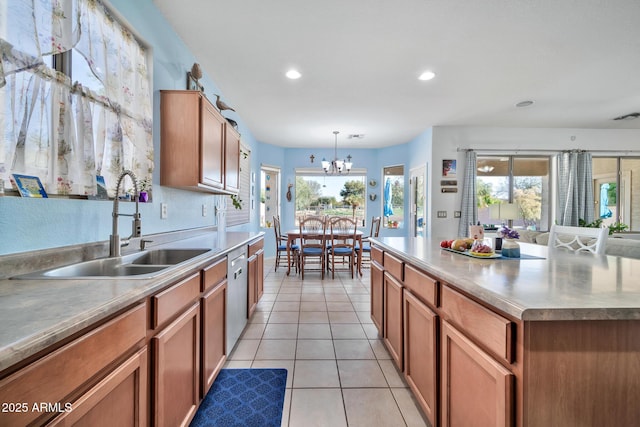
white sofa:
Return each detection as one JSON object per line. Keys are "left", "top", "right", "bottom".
{"left": 518, "top": 230, "right": 640, "bottom": 259}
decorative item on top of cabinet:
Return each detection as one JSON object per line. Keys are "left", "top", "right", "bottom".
{"left": 214, "top": 94, "right": 235, "bottom": 112}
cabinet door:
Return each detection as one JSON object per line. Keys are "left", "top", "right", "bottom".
{"left": 383, "top": 272, "right": 403, "bottom": 370}
{"left": 441, "top": 320, "right": 513, "bottom": 427}
{"left": 256, "top": 249, "right": 264, "bottom": 301}
{"left": 153, "top": 302, "right": 200, "bottom": 427}
{"left": 49, "top": 348, "right": 148, "bottom": 427}
{"left": 370, "top": 260, "right": 384, "bottom": 334}
{"left": 404, "top": 291, "right": 438, "bottom": 427}
{"left": 247, "top": 254, "right": 258, "bottom": 318}
{"left": 202, "top": 281, "right": 227, "bottom": 397}
{"left": 224, "top": 125, "right": 240, "bottom": 192}
{"left": 201, "top": 98, "right": 225, "bottom": 189}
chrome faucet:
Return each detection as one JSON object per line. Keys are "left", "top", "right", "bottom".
{"left": 110, "top": 170, "right": 141, "bottom": 257}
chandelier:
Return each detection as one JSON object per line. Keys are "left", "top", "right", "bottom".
{"left": 322, "top": 131, "right": 353, "bottom": 174}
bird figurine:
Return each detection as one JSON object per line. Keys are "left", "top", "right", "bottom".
{"left": 214, "top": 94, "right": 235, "bottom": 112}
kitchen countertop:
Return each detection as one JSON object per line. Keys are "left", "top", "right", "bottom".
{"left": 0, "top": 231, "right": 264, "bottom": 372}
{"left": 371, "top": 237, "right": 640, "bottom": 322}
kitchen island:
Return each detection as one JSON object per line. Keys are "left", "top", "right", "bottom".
{"left": 370, "top": 237, "right": 640, "bottom": 427}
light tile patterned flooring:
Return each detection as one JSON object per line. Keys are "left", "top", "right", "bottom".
{"left": 224, "top": 257, "right": 430, "bottom": 427}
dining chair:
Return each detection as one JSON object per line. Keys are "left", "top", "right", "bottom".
{"left": 274, "top": 216, "right": 298, "bottom": 272}
{"left": 547, "top": 224, "right": 608, "bottom": 255}
{"left": 327, "top": 217, "right": 358, "bottom": 279}
{"left": 299, "top": 216, "right": 327, "bottom": 279}
{"left": 355, "top": 216, "right": 381, "bottom": 268}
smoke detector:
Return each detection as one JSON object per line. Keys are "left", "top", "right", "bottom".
{"left": 348, "top": 134, "right": 365, "bottom": 140}
{"left": 613, "top": 112, "right": 640, "bottom": 121}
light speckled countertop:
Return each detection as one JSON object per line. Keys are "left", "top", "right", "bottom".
{"left": 371, "top": 237, "right": 640, "bottom": 322}
{"left": 0, "top": 231, "right": 263, "bottom": 372}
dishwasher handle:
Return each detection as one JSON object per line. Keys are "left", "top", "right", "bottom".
{"left": 231, "top": 254, "right": 245, "bottom": 268}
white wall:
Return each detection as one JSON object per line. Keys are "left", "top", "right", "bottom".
{"left": 430, "top": 126, "right": 640, "bottom": 239}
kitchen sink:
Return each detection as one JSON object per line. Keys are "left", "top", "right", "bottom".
{"left": 130, "top": 249, "right": 211, "bottom": 265}
{"left": 13, "top": 248, "right": 213, "bottom": 280}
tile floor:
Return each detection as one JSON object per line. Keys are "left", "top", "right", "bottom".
{"left": 224, "top": 257, "right": 430, "bottom": 427}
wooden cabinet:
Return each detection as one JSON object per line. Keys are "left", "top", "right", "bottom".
{"left": 441, "top": 320, "right": 513, "bottom": 427}
{"left": 383, "top": 271, "right": 403, "bottom": 370}
{"left": 0, "top": 304, "right": 146, "bottom": 427}
{"left": 152, "top": 302, "right": 200, "bottom": 427}
{"left": 151, "top": 273, "right": 201, "bottom": 427}
{"left": 247, "top": 238, "right": 264, "bottom": 318}
{"left": 160, "top": 90, "right": 239, "bottom": 194}
{"left": 370, "top": 259, "right": 384, "bottom": 334}
{"left": 224, "top": 126, "right": 240, "bottom": 193}
{"left": 48, "top": 348, "right": 148, "bottom": 427}
{"left": 201, "top": 258, "right": 228, "bottom": 398}
{"left": 404, "top": 290, "right": 438, "bottom": 427}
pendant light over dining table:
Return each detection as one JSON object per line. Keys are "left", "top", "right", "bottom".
{"left": 322, "top": 131, "right": 353, "bottom": 175}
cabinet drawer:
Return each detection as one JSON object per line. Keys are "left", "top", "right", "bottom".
{"left": 152, "top": 273, "right": 200, "bottom": 329}
{"left": 441, "top": 286, "right": 514, "bottom": 364}
{"left": 383, "top": 252, "right": 404, "bottom": 282}
{"left": 404, "top": 264, "right": 438, "bottom": 308}
{"left": 202, "top": 257, "right": 227, "bottom": 293}
{"left": 371, "top": 245, "right": 383, "bottom": 265}
{"left": 248, "top": 238, "right": 264, "bottom": 257}
{"left": 0, "top": 304, "right": 146, "bottom": 427}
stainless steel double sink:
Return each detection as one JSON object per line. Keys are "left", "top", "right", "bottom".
{"left": 14, "top": 249, "right": 213, "bottom": 280}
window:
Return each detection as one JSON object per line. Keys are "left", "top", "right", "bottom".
{"left": 261, "top": 165, "right": 281, "bottom": 228}
{"left": 227, "top": 145, "right": 251, "bottom": 226}
{"left": 383, "top": 165, "right": 404, "bottom": 228}
{"left": 593, "top": 157, "right": 640, "bottom": 232}
{"left": 1, "top": 0, "right": 152, "bottom": 197}
{"left": 476, "top": 156, "right": 550, "bottom": 231}
{"left": 294, "top": 170, "right": 367, "bottom": 226}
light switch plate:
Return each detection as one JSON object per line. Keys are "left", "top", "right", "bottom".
{"left": 160, "top": 203, "right": 168, "bottom": 219}
{"left": 437, "top": 211, "right": 447, "bottom": 218}
{"left": 454, "top": 211, "right": 462, "bottom": 218}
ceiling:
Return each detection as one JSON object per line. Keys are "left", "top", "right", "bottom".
{"left": 153, "top": 0, "right": 640, "bottom": 148}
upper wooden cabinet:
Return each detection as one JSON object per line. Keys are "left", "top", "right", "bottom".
{"left": 160, "top": 90, "right": 240, "bottom": 194}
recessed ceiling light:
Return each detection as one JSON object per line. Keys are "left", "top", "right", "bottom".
{"left": 418, "top": 71, "right": 436, "bottom": 81}
{"left": 285, "top": 69, "right": 302, "bottom": 80}
{"left": 516, "top": 100, "right": 534, "bottom": 107}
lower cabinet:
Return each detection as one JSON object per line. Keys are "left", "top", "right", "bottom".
{"left": 383, "top": 271, "right": 404, "bottom": 370}
{"left": 403, "top": 290, "right": 438, "bottom": 427}
{"left": 152, "top": 302, "right": 200, "bottom": 427}
{"left": 257, "top": 249, "right": 264, "bottom": 301}
{"left": 201, "top": 281, "right": 227, "bottom": 397}
{"left": 49, "top": 348, "right": 148, "bottom": 427}
{"left": 441, "top": 320, "right": 513, "bottom": 427}
{"left": 370, "top": 260, "right": 384, "bottom": 333}
{"left": 247, "top": 238, "right": 265, "bottom": 318}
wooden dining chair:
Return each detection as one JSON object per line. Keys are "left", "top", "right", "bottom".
{"left": 299, "top": 216, "right": 327, "bottom": 279}
{"left": 327, "top": 217, "right": 358, "bottom": 279}
{"left": 547, "top": 224, "right": 608, "bottom": 255}
{"left": 356, "top": 216, "right": 381, "bottom": 268}
{"left": 274, "top": 216, "right": 298, "bottom": 272}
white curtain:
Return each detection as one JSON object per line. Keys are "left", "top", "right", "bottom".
{"left": 457, "top": 150, "right": 477, "bottom": 237}
{"left": 1, "top": 0, "right": 152, "bottom": 197}
{"left": 556, "top": 151, "right": 594, "bottom": 226}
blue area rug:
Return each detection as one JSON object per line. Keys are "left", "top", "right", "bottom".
{"left": 190, "top": 368, "right": 288, "bottom": 427}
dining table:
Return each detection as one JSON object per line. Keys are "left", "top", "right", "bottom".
{"left": 284, "top": 229, "right": 364, "bottom": 277}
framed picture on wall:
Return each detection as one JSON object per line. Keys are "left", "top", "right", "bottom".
{"left": 442, "top": 159, "right": 457, "bottom": 178}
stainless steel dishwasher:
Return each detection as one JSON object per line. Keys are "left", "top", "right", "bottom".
{"left": 226, "top": 246, "right": 248, "bottom": 353}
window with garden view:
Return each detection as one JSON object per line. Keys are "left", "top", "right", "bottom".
{"left": 476, "top": 156, "right": 550, "bottom": 231}
{"left": 294, "top": 172, "right": 366, "bottom": 226}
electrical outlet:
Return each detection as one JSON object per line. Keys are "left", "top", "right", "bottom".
{"left": 454, "top": 211, "right": 462, "bottom": 218}
{"left": 437, "top": 210, "right": 447, "bottom": 218}
{"left": 202, "top": 204, "right": 208, "bottom": 217}
{"left": 160, "top": 203, "right": 168, "bottom": 219}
